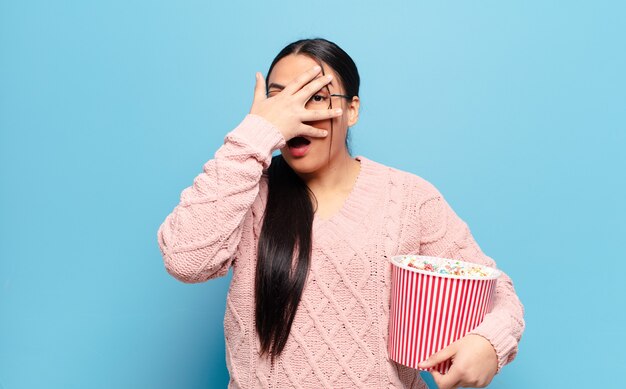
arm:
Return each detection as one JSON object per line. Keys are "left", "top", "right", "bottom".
{"left": 418, "top": 188, "right": 525, "bottom": 374}
{"left": 156, "top": 114, "right": 285, "bottom": 283}
{"left": 157, "top": 65, "right": 345, "bottom": 284}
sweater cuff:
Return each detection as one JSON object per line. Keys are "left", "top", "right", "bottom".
{"left": 224, "top": 114, "right": 287, "bottom": 167}
{"left": 468, "top": 317, "right": 519, "bottom": 374}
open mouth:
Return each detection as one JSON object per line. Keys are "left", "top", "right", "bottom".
{"left": 286, "top": 136, "right": 312, "bottom": 157}
{"left": 287, "top": 136, "right": 311, "bottom": 148}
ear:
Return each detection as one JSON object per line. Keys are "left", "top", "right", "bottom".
{"left": 347, "top": 96, "right": 360, "bottom": 127}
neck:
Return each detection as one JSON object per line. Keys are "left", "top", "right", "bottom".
{"left": 296, "top": 152, "right": 360, "bottom": 194}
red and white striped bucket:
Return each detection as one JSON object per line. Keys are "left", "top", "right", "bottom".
{"left": 388, "top": 255, "right": 500, "bottom": 374}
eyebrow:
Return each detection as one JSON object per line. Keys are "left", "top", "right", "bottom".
{"left": 267, "top": 82, "right": 286, "bottom": 90}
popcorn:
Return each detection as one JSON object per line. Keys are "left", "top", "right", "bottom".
{"left": 399, "top": 256, "right": 493, "bottom": 278}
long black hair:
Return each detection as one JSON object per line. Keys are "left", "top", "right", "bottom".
{"left": 255, "top": 38, "right": 360, "bottom": 360}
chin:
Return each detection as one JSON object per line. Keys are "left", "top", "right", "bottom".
{"left": 280, "top": 152, "right": 323, "bottom": 174}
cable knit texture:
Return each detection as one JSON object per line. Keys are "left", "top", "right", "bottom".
{"left": 157, "top": 114, "right": 525, "bottom": 388}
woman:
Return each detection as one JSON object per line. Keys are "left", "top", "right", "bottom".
{"left": 157, "top": 38, "right": 524, "bottom": 389}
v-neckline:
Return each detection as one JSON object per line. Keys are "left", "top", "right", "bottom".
{"left": 313, "top": 156, "right": 363, "bottom": 224}
{"left": 312, "top": 155, "right": 372, "bottom": 233}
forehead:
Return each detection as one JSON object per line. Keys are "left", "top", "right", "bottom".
{"left": 268, "top": 54, "right": 340, "bottom": 88}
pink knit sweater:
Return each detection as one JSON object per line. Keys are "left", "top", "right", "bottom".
{"left": 157, "top": 114, "right": 525, "bottom": 388}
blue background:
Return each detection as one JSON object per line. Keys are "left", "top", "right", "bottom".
{"left": 1, "top": 1, "right": 624, "bottom": 388}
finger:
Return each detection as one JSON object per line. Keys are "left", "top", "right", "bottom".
{"left": 298, "top": 124, "right": 330, "bottom": 139}
{"left": 431, "top": 370, "right": 462, "bottom": 389}
{"left": 301, "top": 107, "right": 343, "bottom": 122}
{"left": 283, "top": 65, "right": 322, "bottom": 94}
{"left": 253, "top": 72, "right": 267, "bottom": 102}
{"left": 296, "top": 73, "right": 334, "bottom": 101}
{"left": 419, "top": 344, "right": 458, "bottom": 369}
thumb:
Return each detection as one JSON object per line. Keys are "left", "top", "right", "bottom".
{"left": 418, "top": 343, "right": 457, "bottom": 369}
{"left": 431, "top": 369, "right": 461, "bottom": 389}
{"left": 253, "top": 71, "right": 267, "bottom": 102}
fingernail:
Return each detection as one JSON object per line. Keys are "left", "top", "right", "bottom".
{"left": 322, "top": 130, "right": 328, "bottom": 136}
{"left": 313, "top": 65, "right": 321, "bottom": 72}
{"left": 327, "top": 75, "right": 333, "bottom": 81}
{"left": 335, "top": 108, "right": 343, "bottom": 114}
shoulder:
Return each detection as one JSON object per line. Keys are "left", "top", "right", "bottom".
{"left": 248, "top": 171, "right": 269, "bottom": 234}
{"left": 359, "top": 155, "right": 443, "bottom": 203}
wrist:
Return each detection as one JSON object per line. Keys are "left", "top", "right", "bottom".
{"left": 224, "top": 114, "right": 287, "bottom": 167}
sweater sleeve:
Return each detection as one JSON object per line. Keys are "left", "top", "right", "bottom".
{"left": 156, "top": 114, "right": 286, "bottom": 283}
{"left": 418, "top": 187, "right": 525, "bottom": 374}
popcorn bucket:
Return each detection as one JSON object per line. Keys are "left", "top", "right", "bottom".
{"left": 387, "top": 255, "right": 501, "bottom": 374}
